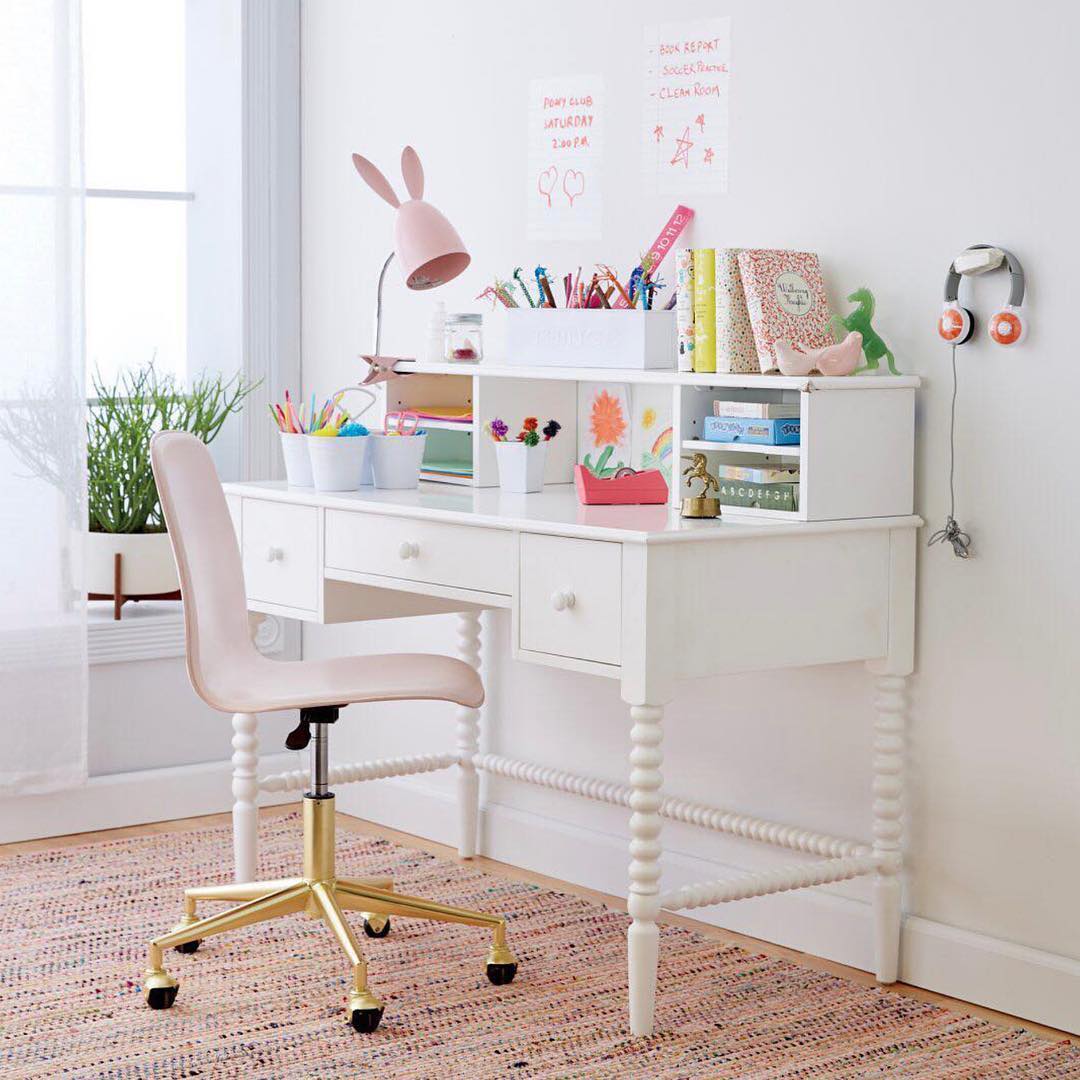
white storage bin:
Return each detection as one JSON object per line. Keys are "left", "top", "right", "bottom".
{"left": 279, "top": 431, "right": 314, "bottom": 487}
{"left": 504, "top": 308, "right": 675, "bottom": 369}
{"left": 306, "top": 435, "right": 369, "bottom": 492}
{"left": 369, "top": 433, "right": 428, "bottom": 489}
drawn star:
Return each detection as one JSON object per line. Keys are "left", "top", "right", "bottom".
{"left": 653, "top": 124, "right": 664, "bottom": 142}
{"left": 703, "top": 147, "right": 715, "bottom": 165}
{"left": 670, "top": 126, "right": 693, "bottom": 169}
{"left": 695, "top": 113, "right": 705, "bottom": 132}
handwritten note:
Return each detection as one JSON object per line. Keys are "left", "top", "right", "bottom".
{"left": 528, "top": 75, "right": 603, "bottom": 241}
{"left": 642, "top": 17, "right": 731, "bottom": 194}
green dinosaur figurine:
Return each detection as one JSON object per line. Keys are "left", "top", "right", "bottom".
{"left": 828, "top": 287, "right": 900, "bottom": 374}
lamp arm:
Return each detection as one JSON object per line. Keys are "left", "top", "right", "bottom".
{"left": 373, "top": 250, "right": 395, "bottom": 355}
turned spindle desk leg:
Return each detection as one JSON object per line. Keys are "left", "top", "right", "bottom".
{"left": 455, "top": 611, "right": 482, "bottom": 858}
{"left": 627, "top": 702, "right": 665, "bottom": 1037}
{"left": 231, "top": 712, "right": 260, "bottom": 883}
{"left": 871, "top": 671, "right": 907, "bottom": 983}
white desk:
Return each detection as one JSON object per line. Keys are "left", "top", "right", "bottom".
{"left": 223, "top": 478, "right": 918, "bottom": 1037}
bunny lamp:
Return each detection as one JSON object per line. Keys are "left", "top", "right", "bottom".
{"left": 352, "top": 146, "right": 469, "bottom": 382}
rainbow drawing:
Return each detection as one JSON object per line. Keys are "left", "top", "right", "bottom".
{"left": 651, "top": 426, "right": 673, "bottom": 466}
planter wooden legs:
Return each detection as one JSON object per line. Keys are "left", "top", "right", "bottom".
{"left": 87, "top": 551, "right": 181, "bottom": 620}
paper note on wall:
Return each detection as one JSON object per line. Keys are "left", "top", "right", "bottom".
{"left": 528, "top": 75, "right": 603, "bottom": 241}
{"left": 642, "top": 17, "right": 731, "bottom": 194}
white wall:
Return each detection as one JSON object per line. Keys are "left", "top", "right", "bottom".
{"left": 299, "top": 0, "right": 1080, "bottom": 1024}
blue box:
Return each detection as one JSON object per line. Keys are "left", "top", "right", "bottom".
{"left": 702, "top": 415, "right": 801, "bottom": 446}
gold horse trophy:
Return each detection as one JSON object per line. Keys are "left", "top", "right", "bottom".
{"left": 680, "top": 452, "right": 721, "bottom": 519}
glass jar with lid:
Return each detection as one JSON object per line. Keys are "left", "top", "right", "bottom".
{"left": 444, "top": 313, "right": 483, "bottom": 362}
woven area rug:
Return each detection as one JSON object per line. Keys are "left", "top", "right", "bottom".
{"left": 1, "top": 813, "right": 1077, "bottom": 1079}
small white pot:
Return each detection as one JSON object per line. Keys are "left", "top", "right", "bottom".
{"left": 86, "top": 530, "right": 179, "bottom": 596}
{"left": 369, "top": 433, "right": 428, "bottom": 489}
{"left": 306, "top": 434, "right": 370, "bottom": 492}
{"left": 494, "top": 441, "right": 547, "bottom": 493}
{"left": 279, "top": 431, "right": 314, "bottom": 487}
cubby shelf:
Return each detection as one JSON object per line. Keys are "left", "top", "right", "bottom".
{"left": 383, "top": 357, "right": 916, "bottom": 522}
{"left": 682, "top": 438, "right": 802, "bottom": 459}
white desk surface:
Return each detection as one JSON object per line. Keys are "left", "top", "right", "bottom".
{"left": 224, "top": 481, "right": 922, "bottom": 546}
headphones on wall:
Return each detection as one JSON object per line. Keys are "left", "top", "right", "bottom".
{"left": 938, "top": 244, "right": 1027, "bottom": 347}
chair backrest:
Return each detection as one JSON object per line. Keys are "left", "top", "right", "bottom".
{"left": 150, "top": 431, "right": 254, "bottom": 710}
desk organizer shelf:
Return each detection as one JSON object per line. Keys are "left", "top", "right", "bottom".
{"left": 391, "top": 361, "right": 917, "bottom": 522}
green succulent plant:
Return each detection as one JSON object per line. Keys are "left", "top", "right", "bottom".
{"left": 85, "top": 365, "right": 259, "bottom": 533}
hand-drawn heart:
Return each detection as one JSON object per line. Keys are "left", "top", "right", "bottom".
{"left": 537, "top": 166, "right": 558, "bottom": 208}
{"left": 563, "top": 168, "right": 585, "bottom": 207}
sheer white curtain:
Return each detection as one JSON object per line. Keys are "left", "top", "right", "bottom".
{"left": 0, "top": 0, "right": 88, "bottom": 794}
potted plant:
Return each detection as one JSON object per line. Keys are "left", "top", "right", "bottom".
{"left": 485, "top": 416, "right": 561, "bottom": 493}
{"left": 83, "top": 365, "right": 257, "bottom": 617}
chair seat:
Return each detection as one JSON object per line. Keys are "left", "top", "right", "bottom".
{"left": 199, "top": 651, "right": 484, "bottom": 715}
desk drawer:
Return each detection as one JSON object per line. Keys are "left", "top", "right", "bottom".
{"left": 325, "top": 511, "right": 513, "bottom": 595}
{"left": 519, "top": 534, "right": 622, "bottom": 666}
{"left": 242, "top": 499, "right": 320, "bottom": 611}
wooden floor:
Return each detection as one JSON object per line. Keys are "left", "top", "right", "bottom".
{"left": 2, "top": 804, "right": 1075, "bottom": 1047}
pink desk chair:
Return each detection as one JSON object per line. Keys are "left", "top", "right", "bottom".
{"left": 142, "top": 432, "right": 517, "bottom": 1033}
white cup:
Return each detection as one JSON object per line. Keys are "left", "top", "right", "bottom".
{"left": 494, "top": 440, "right": 547, "bottom": 493}
{"left": 306, "top": 434, "right": 370, "bottom": 492}
{"left": 279, "top": 431, "right": 314, "bottom": 487}
{"left": 369, "top": 433, "right": 427, "bottom": 489}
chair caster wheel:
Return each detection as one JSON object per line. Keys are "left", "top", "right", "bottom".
{"left": 486, "top": 962, "right": 517, "bottom": 986}
{"left": 146, "top": 984, "right": 179, "bottom": 1009}
{"left": 363, "top": 916, "right": 390, "bottom": 938}
{"left": 175, "top": 939, "right": 202, "bottom": 954}
{"left": 144, "top": 968, "right": 178, "bottom": 1008}
{"left": 350, "top": 1006, "right": 384, "bottom": 1033}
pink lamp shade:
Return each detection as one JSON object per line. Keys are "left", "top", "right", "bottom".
{"left": 352, "top": 146, "right": 470, "bottom": 289}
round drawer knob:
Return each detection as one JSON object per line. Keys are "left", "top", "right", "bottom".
{"left": 551, "top": 589, "right": 576, "bottom": 612}
{"left": 398, "top": 540, "right": 420, "bottom": 560}
{"left": 266, "top": 546, "right": 284, "bottom": 562}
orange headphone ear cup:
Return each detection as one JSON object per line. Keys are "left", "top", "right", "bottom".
{"left": 939, "top": 304, "right": 974, "bottom": 345}
{"left": 988, "top": 306, "right": 1027, "bottom": 346}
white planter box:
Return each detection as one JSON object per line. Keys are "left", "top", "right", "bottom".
{"left": 86, "top": 530, "right": 179, "bottom": 596}
{"left": 494, "top": 441, "right": 547, "bottom": 493}
{"left": 504, "top": 309, "right": 676, "bottom": 370}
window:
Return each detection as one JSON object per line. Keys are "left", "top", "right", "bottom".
{"left": 82, "top": 0, "right": 243, "bottom": 397}
{"left": 82, "top": 0, "right": 190, "bottom": 385}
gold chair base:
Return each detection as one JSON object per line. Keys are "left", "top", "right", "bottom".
{"left": 143, "top": 795, "right": 517, "bottom": 1031}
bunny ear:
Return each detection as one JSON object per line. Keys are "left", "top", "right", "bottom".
{"left": 351, "top": 153, "right": 400, "bottom": 208}
{"left": 400, "top": 146, "right": 424, "bottom": 200}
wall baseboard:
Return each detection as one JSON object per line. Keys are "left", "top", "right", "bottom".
{"left": 0, "top": 753, "right": 300, "bottom": 844}
{"left": 336, "top": 776, "right": 1080, "bottom": 1035}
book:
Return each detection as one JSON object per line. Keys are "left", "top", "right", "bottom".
{"left": 718, "top": 479, "right": 799, "bottom": 512}
{"left": 691, "top": 248, "right": 716, "bottom": 373}
{"left": 675, "top": 248, "right": 695, "bottom": 372}
{"left": 714, "top": 249, "right": 759, "bottom": 373}
{"left": 735, "top": 249, "right": 833, "bottom": 373}
{"left": 716, "top": 463, "right": 800, "bottom": 485}
{"left": 712, "top": 400, "right": 800, "bottom": 419}
{"left": 702, "top": 415, "right": 801, "bottom": 445}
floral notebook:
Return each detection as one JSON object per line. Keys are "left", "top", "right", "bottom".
{"left": 736, "top": 249, "right": 833, "bottom": 372}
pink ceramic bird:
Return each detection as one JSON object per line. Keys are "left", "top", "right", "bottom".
{"left": 774, "top": 331, "right": 863, "bottom": 376}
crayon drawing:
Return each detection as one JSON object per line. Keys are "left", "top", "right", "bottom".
{"left": 577, "top": 383, "right": 672, "bottom": 484}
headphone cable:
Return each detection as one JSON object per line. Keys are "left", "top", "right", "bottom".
{"left": 927, "top": 343, "right": 972, "bottom": 558}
